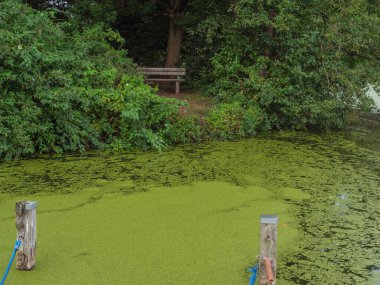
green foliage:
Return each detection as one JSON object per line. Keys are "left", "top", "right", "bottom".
{"left": 186, "top": 0, "right": 380, "bottom": 131}
{"left": 242, "top": 104, "right": 270, "bottom": 136}
{"left": 69, "top": 0, "right": 117, "bottom": 28}
{"left": 165, "top": 115, "right": 202, "bottom": 144}
{"left": 3, "top": 0, "right": 380, "bottom": 159}
{"left": 110, "top": 76, "right": 180, "bottom": 151}
{"left": 205, "top": 103, "right": 245, "bottom": 140}
{"left": 204, "top": 102, "right": 269, "bottom": 140}
{"left": 0, "top": 0, "right": 180, "bottom": 159}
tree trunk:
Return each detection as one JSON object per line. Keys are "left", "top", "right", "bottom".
{"left": 119, "top": 0, "right": 126, "bottom": 13}
{"left": 165, "top": 14, "right": 184, "bottom": 68}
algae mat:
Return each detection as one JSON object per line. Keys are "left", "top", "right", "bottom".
{"left": 0, "top": 130, "right": 379, "bottom": 284}
{"left": 0, "top": 182, "right": 296, "bottom": 284}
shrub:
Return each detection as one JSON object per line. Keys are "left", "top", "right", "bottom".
{"left": 204, "top": 102, "right": 269, "bottom": 140}
{"left": 186, "top": 0, "right": 380, "bottom": 131}
{"left": 242, "top": 104, "right": 270, "bottom": 136}
{"left": 204, "top": 103, "right": 245, "bottom": 140}
{"left": 165, "top": 115, "right": 203, "bottom": 144}
{"left": 0, "top": 0, "right": 180, "bottom": 159}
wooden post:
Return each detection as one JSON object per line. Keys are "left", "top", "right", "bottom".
{"left": 259, "top": 215, "right": 278, "bottom": 285}
{"left": 175, "top": 75, "right": 180, "bottom": 94}
{"left": 16, "top": 201, "right": 37, "bottom": 270}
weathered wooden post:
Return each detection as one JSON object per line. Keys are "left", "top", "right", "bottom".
{"left": 15, "top": 201, "right": 37, "bottom": 270}
{"left": 175, "top": 75, "right": 180, "bottom": 94}
{"left": 259, "top": 215, "right": 278, "bottom": 285}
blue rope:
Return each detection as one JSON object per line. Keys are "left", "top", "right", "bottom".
{"left": 248, "top": 263, "right": 259, "bottom": 285}
{"left": 0, "top": 239, "right": 22, "bottom": 285}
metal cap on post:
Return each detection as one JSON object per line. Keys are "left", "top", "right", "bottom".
{"left": 24, "top": 201, "right": 38, "bottom": 210}
{"left": 260, "top": 215, "right": 278, "bottom": 225}
{"left": 16, "top": 201, "right": 38, "bottom": 271}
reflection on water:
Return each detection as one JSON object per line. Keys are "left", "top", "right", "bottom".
{"left": 0, "top": 116, "right": 379, "bottom": 284}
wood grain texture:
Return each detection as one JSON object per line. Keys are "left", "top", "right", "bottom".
{"left": 175, "top": 80, "right": 180, "bottom": 94}
{"left": 137, "top": 67, "right": 186, "bottom": 72}
{"left": 137, "top": 67, "right": 185, "bottom": 94}
{"left": 137, "top": 68, "right": 186, "bottom": 76}
{"left": 16, "top": 201, "right": 37, "bottom": 270}
{"left": 145, "top": 78, "right": 185, "bottom": 82}
{"left": 259, "top": 215, "right": 278, "bottom": 285}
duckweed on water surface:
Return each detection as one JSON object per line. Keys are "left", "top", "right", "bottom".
{"left": 0, "top": 125, "right": 379, "bottom": 284}
{"left": 0, "top": 182, "right": 296, "bottom": 284}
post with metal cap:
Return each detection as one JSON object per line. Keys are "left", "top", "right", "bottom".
{"left": 15, "top": 201, "right": 37, "bottom": 270}
{"left": 259, "top": 215, "right": 278, "bottom": 285}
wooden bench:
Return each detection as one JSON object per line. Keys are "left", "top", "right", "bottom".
{"left": 137, "top": 67, "right": 186, "bottom": 94}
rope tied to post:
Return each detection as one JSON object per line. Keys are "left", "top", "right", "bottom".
{"left": 247, "top": 256, "right": 260, "bottom": 285}
{"left": 0, "top": 239, "right": 22, "bottom": 285}
{"left": 247, "top": 263, "right": 259, "bottom": 285}
{"left": 265, "top": 257, "right": 274, "bottom": 285}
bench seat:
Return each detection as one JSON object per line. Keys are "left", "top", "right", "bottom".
{"left": 137, "top": 67, "right": 186, "bottom": 94}
{"left": 145, "top": 78, "right": 185, "bottom": 82}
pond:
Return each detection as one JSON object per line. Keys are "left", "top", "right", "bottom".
{"left": 0, "top": 116, "right": 379, "bottom": 284}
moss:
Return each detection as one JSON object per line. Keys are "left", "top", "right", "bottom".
{"left": 0, "top": 129, "right": 379, "bottom": 284}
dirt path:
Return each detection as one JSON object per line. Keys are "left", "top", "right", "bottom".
{"left": 159, "top": 91, "right": 214, "bottom": 117}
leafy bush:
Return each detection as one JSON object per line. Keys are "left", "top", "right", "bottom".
{"left": 186, "top": 0, "right": 380, "bottom": 131}
{"left": 3, "top": 0, "right": 379, "bottom": 159}
{"left": 204, "top": 103, "right": 245, "bottom": 140}
{"left": 165, "top": 115, "right": 202, "bottom": 144}
{"left": 204, "top": 102, "right": 269, "bottom": 140}
{"left": 242, "top": 104, "right": 270, "bottom": 136}
{"left": 0, "top": 0, "right": 180, "bottom": 159}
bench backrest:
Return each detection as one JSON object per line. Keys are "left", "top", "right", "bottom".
{"left": 137, "top": 67, "right": 186, "bottom": 76}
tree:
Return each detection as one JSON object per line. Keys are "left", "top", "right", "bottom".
{"left": 164, "top": 0, "right": 187, "bottom": 67}
{"left": 117, "top": 0, "right": 192, "bottom": 67}
{"left": 19, "top": 0, "right": 380, "bottom": 134}
{"left": 45, "top": 0, "right": 192, "bottom": 67}
{"left": 187, "top": 0, "right": 380, "bottom": 130}
{"left": 1, "top": 0, "right": 182, "bottom": 159}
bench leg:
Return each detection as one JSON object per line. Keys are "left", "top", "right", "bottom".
{"left": 175, "top": 81, "right": 180, "bottom": 94}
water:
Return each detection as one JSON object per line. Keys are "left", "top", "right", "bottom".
{"left": 0, "top": 117, "right": 378, "bottom": 284}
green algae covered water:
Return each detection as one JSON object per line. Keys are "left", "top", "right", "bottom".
{"left": 0, "top": 118, "right": 379, "bottom": 284}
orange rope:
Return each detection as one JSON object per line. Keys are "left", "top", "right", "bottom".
{"left": 265, "top": 257, "right": 274, "bottom": 285}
